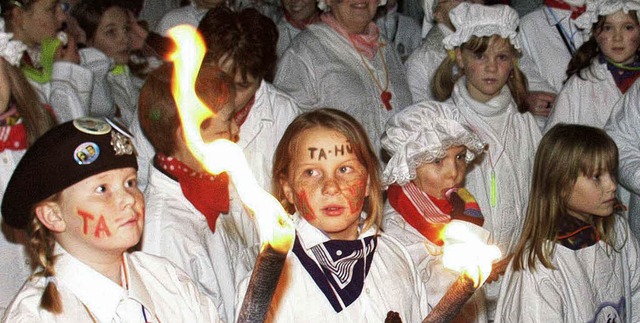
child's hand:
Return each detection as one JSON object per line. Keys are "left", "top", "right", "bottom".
{"left": 0, "top": 59, "right": 10, "bottom": 114}
{"left": 55, "top": 36, "right": 80, "bottom": 64}
{"left": 526, "top": 91, "right": 556, "bottom": 117}
{"left": 485, "top": 253, "right": 513, "bottom": 284}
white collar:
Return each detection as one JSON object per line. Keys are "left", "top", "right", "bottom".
{"left": 453, "top": 77, "right": 514, "bottom": 117}
{"left": 293, "top": 212, "right": 376, "bottom": 250}
{"left": 54, "top": 245, "right": 157, "bottom": 321}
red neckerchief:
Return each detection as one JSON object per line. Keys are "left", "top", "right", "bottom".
{"left": 387, "top": 184, "right": 448, "bottom": 245}
{"left": 0, "top": 107, "right": 27, "bottom": 152}
{"left": 284, "top": 9, "right": 321, "bottom": 31}
{"left": 321, "top": 12, "right": 380, "bottom": 60}
{"left": 233, "top": 95, "right": 255, "bottom": 127}
{"left": 155, "top": 153, "right": 230, "bottom": 233}
{"left": 544, "top": 0, "right": 586, "bottom": 19}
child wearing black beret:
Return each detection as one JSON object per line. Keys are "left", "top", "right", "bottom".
{"left": 1, "top": 117, "right": 222, "bottom": 322}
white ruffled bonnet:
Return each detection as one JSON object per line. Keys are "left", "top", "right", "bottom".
{"left": 381, "top": 105, "right": 485, "bottom": 187}
{"left": 318, "top": 0, "right": 387, "bottom": 12}
{"left": 442, "top": 3, "right": 521, "bottom": 51}
{"left": 0, "top": 18, "right": 26, "bottom": 66}
{"left": 574, "top": 0, "right": 640, "bottom": 31}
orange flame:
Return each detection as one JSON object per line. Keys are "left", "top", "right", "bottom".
{"left": 441, "top": 220, "right": 501, "bottom": 288}
{"left": 167, "top": 25, "right": 294, "bottom": 253}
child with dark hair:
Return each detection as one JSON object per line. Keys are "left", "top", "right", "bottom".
{"left": 545, "top": 0, "right": 640, "bottom": 131}
{"left": 138, "top": 62, "right": 259, "bottom": 323}
{"left": 72, "top": 0, "right": 140, "bottom": 126}
{"left": 198, "top": 7, "right": 300, "bottom": 192}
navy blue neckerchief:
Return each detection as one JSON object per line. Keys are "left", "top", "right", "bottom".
{"left": 292, "top": 233, "right": 378, "bottom": 312}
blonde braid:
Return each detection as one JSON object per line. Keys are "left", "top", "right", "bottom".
{"left": 28, "top": 202, "right": 62, "bottom": 314}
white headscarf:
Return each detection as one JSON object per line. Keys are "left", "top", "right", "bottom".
{"left": 442, "top": 3, "right": 521, "bottom": 51}
{"left": 574, "top": 0, "right": 640, "bottom": 31}
{"left": 381, "top": 105, "right": 485, "bottom": 187}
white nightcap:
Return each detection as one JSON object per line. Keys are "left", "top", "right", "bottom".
{"left": 574, "top": 0, "right": 640, "bottom": 31}
{"left": 318, "top": 0, "right": 387, "bottom": 12}
{"left": 0, "top": 18, "right": 27, "bottom": 66}
{"left": 442, "top": 3, "right": 521, "bottom": 51}
{"left": 381, "top": 105, "right": 485, "bottom": 187}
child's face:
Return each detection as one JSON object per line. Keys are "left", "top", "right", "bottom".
{"left": 55, "top": 167, "right": 144, "bottom": 256}
{"left": 15, "top": 0, "right": 65, "bottom": 46}
{"left": 282, "top": 0, "right": 317, "bottom": 22}
{"left": 567, "top": 171, "right": 617, "bottom": 221}
{"left": 280, "top": 127, "right": 370, "bottom": 240}
{"left": 413, "top": 146, "right": 467, "bottom": 199}
{"left": 219, "top": 59, "right": 261, "bottom": 113}
{"left": 200, "top": 101, "right": 240, "bottom": 142}
{"left": 456, "top": 37, "right": 514, "bottom": 103}
{"left": 90, "top": 6, "right": 131, "bottom": 65}
{"left": 596, "top": 10, "right": 640, "bottom": 65}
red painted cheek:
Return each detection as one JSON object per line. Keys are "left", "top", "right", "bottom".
{"left": 77, "top": 210, "right": 95, "bottom": 235}
{"left": 76, "top": 209, "right": 112, "bottom": 238}
{"left": 344, "top": 177, "right": 368, "bottom": 214}
{"left": 94, "top": 215, "right": 112, "bottom": 238}
{"left": 295, "top": 190, "right": 317, "bottom": 221}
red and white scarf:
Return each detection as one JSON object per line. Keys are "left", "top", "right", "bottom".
{"left": 387, "top": 182, "right": 484, "bottom": 245}
{"left": 544, "top": 0, "right": 586, "bottom": 20}
{"left": 155, "top": 153, "right": 230, "bottom": 233}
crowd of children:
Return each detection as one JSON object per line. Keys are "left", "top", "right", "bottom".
{"left": 2, "top": 0, "right": 640, "bottom": 322}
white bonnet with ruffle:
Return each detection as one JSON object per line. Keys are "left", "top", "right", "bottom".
{"left": 0, "top": 18, "right": 27, "bottom": 66}
{"left": 381, "top": 105, "right": 485, "bottom": 187}
{"left": 442, "top": 3, "right": 521, "bottom": 51}
{"left": 318, "top": 0, "right": 387, "bottom": 12}
{"left": 574, "top": 0, "right": 640, "bottom": 31}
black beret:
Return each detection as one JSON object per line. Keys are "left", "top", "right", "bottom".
{"left": 2, "top": 117, "right": 138, "bottom": 229}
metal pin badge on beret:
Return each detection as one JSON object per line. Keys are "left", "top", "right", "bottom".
{"left": 1, "top": 117, "right": 138, "bottom": 230}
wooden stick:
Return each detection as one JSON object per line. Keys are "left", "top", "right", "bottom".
{"left": 236, "top": 244, "right": 287, "bottom": 323}
{"left": 422, "top": 273, "right": 476, "bottom": 323}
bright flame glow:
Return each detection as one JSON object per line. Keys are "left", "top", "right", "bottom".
{"left": 441, "top": 220, "right": 502, "bottom": 288}
{"left": 167, "top": 25, "right": 294, "bottom": 253}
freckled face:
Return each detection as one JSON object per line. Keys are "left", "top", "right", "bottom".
{"left": 56, "top": 167, "right": 144, "bottom": 256}
{"left": 596, "top": 10, "right": 640, "bottom": 65}
{"left": 414, "top": 146, "right": 467, "bottom": 199}
{"left": 280, "top": 127, "right": 370, "bottom": 240}
{"left": 456, "top": 37, "right": 515, "bottom": 103}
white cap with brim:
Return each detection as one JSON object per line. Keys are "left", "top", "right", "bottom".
{"left": 442, "top": 3, "right": 521, "bottom": 51}
{"left": 574, "top": 0, "right": 640, "bottom": 31}
{"left": 381, "top": 105, "right": 485, "bottom": 188}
